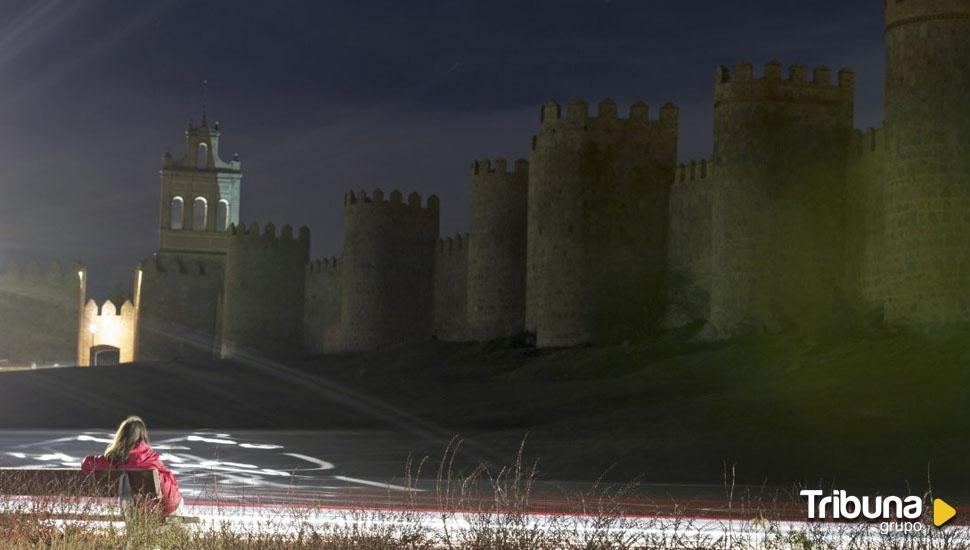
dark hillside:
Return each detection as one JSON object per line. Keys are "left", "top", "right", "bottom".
{"left": 0, "top": 333, "right": 966, "bottom": 494}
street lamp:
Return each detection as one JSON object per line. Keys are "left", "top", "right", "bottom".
{"left": 88, "top": 323, "right": 97, "bottom": 366}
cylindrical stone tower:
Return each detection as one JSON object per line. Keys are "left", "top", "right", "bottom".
{"left": 466, "top": 158, "right": 529, "bottom": 340}
{"left": 883, "top": 0, "right": 970, "bottom": 325}
{"left": 526, "top": 98, "right": 678, "bottom": 347}
{"left": 709, "top": 60, "right": 854, "bottom": 337}
{"left": 339, "top": 189, "right": 439, "bottom": 351}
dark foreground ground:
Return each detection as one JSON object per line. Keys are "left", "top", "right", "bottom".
{"left": 0, "top": 333, "right": 966, "bottom": 496}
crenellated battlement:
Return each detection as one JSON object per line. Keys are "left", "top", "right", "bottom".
{"left": 0, "top": 260, "right": 85, "bottom": 283}
{"left": 308, "top": 256, "right": 341, "bottom": 274}
{"left": 344, "top": 189, "right": 440, "bottom": 212}
{"left": 715, "top": 59, "right": 854, "bottom": 88}
{"left": 139, "top": 255, "right": 215, "bottom": 277}
{"left": 885, "top": 0, "right": 970, "bottom": 29}
{"left": 676, "top": 159, "right": 715, "bottom": 184}
{"left": 537, "top": 98, "right": 678, "bottom": 129}
{"left": 226, "top": 222, "right": 310, "bottom": 243}
{"left": 84, "top": 298, "right": 136, "bottom": 318}
{"left": 469, "top": 158, "right": 529, "bottom": 179}
{"left": 532, "top": 98, "right": 679, "bottom": 155}
{"left": 715, "top": 60, "right": 854, "bottom": 106}
{"left": 436, "top": 233, "right": 469, "bottom": 255}
{"left": 850, "top": 126, "right": 887, "bottom": 157}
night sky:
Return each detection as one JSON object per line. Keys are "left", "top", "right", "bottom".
{"left": 0, "top": 0, "right": 884, "bottom": 296}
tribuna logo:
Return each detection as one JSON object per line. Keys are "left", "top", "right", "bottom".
{"left": 800, "top": 490, "right": 958, "bottom": 534}
{"left": 800, "top": 490, "right": 922, "bottom": 521}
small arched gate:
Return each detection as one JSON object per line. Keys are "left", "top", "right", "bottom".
{"left": 89, "top": 345, "right": 121, "bottom": 367}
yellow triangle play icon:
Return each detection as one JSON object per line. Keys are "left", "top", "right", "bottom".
{"left": 934, "top": 498, "right": 956, "bottom": 527}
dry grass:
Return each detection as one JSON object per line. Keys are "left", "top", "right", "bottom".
{"left": 0, "top": 443, "right": 966, "bottom": 549}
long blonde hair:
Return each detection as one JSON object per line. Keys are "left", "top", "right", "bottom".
{"left": 104, "top": 416, "right": 150, "bottom": 465}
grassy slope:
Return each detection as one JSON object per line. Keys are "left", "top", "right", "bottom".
{"left": 0, "top": 333, "right": 966, "bottom": 494}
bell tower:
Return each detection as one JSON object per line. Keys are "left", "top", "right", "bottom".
{"left": 157, "top": 107, "right": 242, "bottom": 255}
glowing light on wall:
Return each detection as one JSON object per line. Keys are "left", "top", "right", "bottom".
{"left": 79, "top": 299, "right": 136, "bottom": 366}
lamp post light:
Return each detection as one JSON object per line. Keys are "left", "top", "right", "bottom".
{"left": 88, "top": 323, "right": 98, "bottom": 366}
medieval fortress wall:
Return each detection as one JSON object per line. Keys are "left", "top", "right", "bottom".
{"left": 527, "top": 100, "right": 679, "bottom": 346}
{"left": 433, "top": 233, "right": 469, "bottom": 343}
{"left": 846, "top": 127, "right": 887, "bottom": 315}
{"left": 304, "top": 257, "right": 341, "bottom": 354}
{"left": 4, "top": 0, "right": 968, "bottom": 365}
{"left": 136, "top": 254, "right": 225, "bottom": 361}
{"left": 708, "top": 61, "right": 855, "bottom": 336}
{"left": 221, "top": 223, "right": 309, "bottom": 359}
{"left": 466, "top": 159, "right": 528, "bottom": 341}
{"left": 883, "top": 0, "right": 970, "bottom": 324}
{"left": 666, "top": 160, "right": 716, "bottom": 329}
{"left": 0, "top": 261, "right": 84, "bottom": 365}
{"left": 338, "top": 190, "right": 439, "bottom": 351}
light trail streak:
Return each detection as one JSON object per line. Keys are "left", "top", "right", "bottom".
{"left": 2, "top": 497, "right": 963, "bottom": 546}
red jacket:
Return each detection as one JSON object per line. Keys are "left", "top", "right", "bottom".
{"left": 81, "top": 440, "right": 182, "bottom": 515}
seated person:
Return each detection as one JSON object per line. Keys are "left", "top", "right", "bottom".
{"left": 81, "top": 415, "right": 182, "bottom": 516}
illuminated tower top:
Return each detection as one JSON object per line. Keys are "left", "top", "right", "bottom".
{"left": 157, "top": 113, "right": 242, "bottom": 255}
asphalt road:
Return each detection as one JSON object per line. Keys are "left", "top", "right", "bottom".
{"left": 0, "top": 430, "right": 453, "bottom": 504}
{"left": 0, "top": 429, "right": 780, "bottom": 519}
{"left": 2, "top": 429, "right": 968, "bottom": 532}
